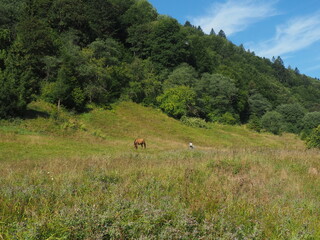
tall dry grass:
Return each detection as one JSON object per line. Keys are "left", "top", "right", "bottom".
{"left": 1, "top": 147, "right": 320, "bottom": 239}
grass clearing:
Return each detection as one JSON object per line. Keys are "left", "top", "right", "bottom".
{"left": 0, "top": 101, "right": 319, "bottom": 239}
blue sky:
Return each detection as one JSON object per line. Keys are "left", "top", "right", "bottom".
{"left": 148, "top": 0, "right": 320, "bottom": 78}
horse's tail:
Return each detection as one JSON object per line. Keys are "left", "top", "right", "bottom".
{"left": 143, "top": 140, "right": 146, "bottom": 148}
{"left": 134, "top": 139, "right": 137, "bottom": 149}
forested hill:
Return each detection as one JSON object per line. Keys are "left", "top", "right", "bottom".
{"left": 1, "top": 0, "right": 320, "bottom": 136}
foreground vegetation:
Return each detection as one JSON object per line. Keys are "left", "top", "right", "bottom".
{"left": 1, "top": 101, "right": 320, "bottom": 239}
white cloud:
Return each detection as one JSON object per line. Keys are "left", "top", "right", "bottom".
{"left": 252, "top": 13, "right": 320, "bottom": 58}
{"left": 192, "top": 0, "right": 278, "bottom": 35}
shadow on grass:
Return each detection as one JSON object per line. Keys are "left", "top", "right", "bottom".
{"left": 23, "top": 109, "right": 50, "bottom": 120}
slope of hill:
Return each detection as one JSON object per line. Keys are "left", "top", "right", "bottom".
{"left": 0, "top": 100, "right": 303, "bottom": 161}
{"left": 2, "top": 0, "right": 320, "bottom": 133}
{"left": 1, "top": 101, "right": 319, "bottom": 239}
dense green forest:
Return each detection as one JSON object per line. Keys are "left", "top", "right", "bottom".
{"left": 1, "top": 0, "right": 320, "bottom": 138}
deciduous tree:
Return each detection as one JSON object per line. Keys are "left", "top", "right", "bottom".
{"left": 157, "top": 86, "right": 196, "bottom": 118}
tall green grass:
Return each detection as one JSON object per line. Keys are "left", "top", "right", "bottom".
{"left": 0, "top": 101, "right": 319, "bottom": 239}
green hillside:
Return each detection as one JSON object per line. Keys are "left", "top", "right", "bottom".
{"left": 0, "top": 101, "right": 303, "bottom": 161}
{"left": 1, "top": 101, "right": 319, "bottom": 239}
{"left": 2, "top": 0, "right": 320, "bottom": 140}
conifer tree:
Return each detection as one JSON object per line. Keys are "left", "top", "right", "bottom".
{"left": 184, "top": 21, "right": 192, "bottom": 27}
{"left": 218, "top": 29, "right": 226, "bottom": 38}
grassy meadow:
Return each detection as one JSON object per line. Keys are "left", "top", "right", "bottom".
{"left": 1, "top": 101, "right": 320, "bottom": 239}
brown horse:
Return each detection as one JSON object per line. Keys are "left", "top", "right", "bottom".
{"left": 134, "top": 138, "right": 146, "bottom": 149}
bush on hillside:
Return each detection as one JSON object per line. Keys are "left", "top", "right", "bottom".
{"left": 180, "top": 116, "right": 209, "bottom": 128}
{"left": 275, "top": 103, "right": 306, "bottom": 133}
{"left": 157, "top": 86, "right": 196, "bottom": 119}
{"left": 247, "top": 115, "right": 262, "bottom": 132}
{"left": 306, "top": 125, "right": 320, "bottom": 149}
{"left": 0, "top": 72, "right": 27, "bottom": 119}
{"left": 208, "top": 112, "right": 238, "bottom": 125}
{"left": 261, "top": 111, "right": 283, "bottom": 135}
{"left": 300, "top": 112, "right": 320, "bottom": 139}
{"left": 306, "top": 126, "right": 320, "bottom": 149}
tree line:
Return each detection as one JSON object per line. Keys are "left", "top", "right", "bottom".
{"left": 1, "top": 0, "right": 320, "bottom": 141}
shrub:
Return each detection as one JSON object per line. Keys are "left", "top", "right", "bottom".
{"left": 261, "top": 111, "right": 283, "bottom": 135}
{"left": 218, "top": 112, "right": 239, "bottom": 125}
{"left": 157, "top": 86, "right": 196, "bottom": 119}
{"left": 247, "top": 115, "right": 262, "bottom": 132}
{"left": 306, "top": 125, "right": 320, "bottom": 149}
{"left": 0, "top": 72, "right": 27, "bottom": 119}
{"left": 180, "top": 116, "right": 209, "bottom": 128}
{"left": 275, "top": 103, "right": 306, "bottom": 133}
{"left": 300, "top": 112, "right": 320, "bottom": 139}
